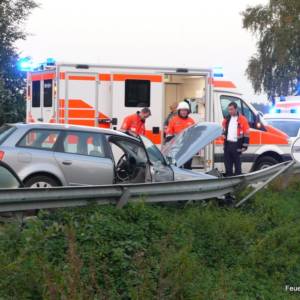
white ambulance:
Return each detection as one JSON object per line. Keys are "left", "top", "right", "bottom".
{"left": 25, "top": 61, "right": 292, "bottom": 172}
{"left": 272, "top": 96, "right": 300, "bottom": 114}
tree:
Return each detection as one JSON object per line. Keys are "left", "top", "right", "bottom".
{"left": 0, "top": 0, "right": 37, "bottom": 125}
{"left": 242, "top": 0, "right": 300, "bottom": 98}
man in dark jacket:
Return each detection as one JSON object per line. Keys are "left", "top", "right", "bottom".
{"left": 222, "top": 102, "right": 250, "bottom": 176}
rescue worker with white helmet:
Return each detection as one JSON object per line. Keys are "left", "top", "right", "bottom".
{"left": 165, "top": 101, "right": 195, "bottom": 169}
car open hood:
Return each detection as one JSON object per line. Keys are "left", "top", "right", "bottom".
{"left": 161, "top": 122, "right": 222, "bottom": 167}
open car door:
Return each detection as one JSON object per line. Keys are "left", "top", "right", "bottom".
{"left": 139, "top": 135, "right": 174, "bottom": 182}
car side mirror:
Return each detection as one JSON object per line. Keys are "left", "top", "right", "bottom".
{"left": 255, "top": 115, "right": 265, "bottom": 131}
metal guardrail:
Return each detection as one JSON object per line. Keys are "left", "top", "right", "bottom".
{"left": 0, "top": 161, "right": 298, "bottom": 213}
{"left": 235, "top": 160, "right": 296, "bottom": 207}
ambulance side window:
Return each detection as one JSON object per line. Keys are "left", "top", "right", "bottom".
{"left": 32, "top": 81, "right": 41, "bottom": 107}
{"left": 125, "top": 79, "right": 150, "bottom": 107}
{"left": 220, "top": 96, "right": 256, "bottom": 128}
{"left": 220, "top": 96, "right": 242, "bottom": 118}
{"left": 241, "top": 102, "right": 256, "bottom": 127}
{"left": 44, "top": 79, "right": 53, "bottom": 107}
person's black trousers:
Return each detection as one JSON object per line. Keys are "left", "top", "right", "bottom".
{"left": 224, "top": 141, "right": 241, "bottom": 176}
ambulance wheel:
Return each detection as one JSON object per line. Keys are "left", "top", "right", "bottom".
{"left": 254, "top": 156, "right": 279, "bottom": 171}
{"left": 24, "top": 175, "right": 60, "bottom": 188}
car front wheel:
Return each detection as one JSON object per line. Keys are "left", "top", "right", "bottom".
{"left": 24, "top": 175, "right": 60, "bottom": 188}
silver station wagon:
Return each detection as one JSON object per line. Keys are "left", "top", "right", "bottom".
{"left": 0, "top": 123, "right": 221, "bottom": 187}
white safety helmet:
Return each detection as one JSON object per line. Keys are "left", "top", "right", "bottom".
{"left": 177, "top": 101, "right": 190, "bottom": 111}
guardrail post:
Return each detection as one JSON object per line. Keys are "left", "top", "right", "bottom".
{"left": 116, "top": 187, "right": 131, "bottom": 209}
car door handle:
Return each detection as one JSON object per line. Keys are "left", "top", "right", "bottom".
{"left": 62, "top": 160, "right": 72, "bottom": 166}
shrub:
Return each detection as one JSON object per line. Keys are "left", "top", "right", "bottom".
{"left": 1, "top": 187, "right": 300, "bottom": 299}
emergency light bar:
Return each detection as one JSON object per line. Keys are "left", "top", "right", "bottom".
{"left": 269, "top": 107, "right": 281, "bottom": 114}
{"left": 269, "top": 107, "right": 300, "bottom": 115}
{"left": 18, "top": 57, "right": 56, "bottom": 72}
{"left": 18, "top": 57, "right": 34, "bottom": 71}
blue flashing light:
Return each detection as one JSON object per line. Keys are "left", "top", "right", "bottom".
{"left": 290, "top": 108, "right": 300, "bottom": 114}
{"left": 295, "top": 81, "right": 300, "bottom": 96}
{"left": 213, "top": 73, "right": 224, "bottom": 78}
{"left": 18, "top": 57, "right": 56, "bottom": 72}
{"left": 18, "top": 57, "right": 33, "bottom": 71}
{"left": 269, "top": 107, "right": 276, "bottom": 114}
{"left": 280, "top": 95, "right": 286, "bottom": 101}
{"left": 213, "top": 67, "right": 224, "bottom": 78}
{"left": 46, "top": 57, "right": 55, "bottom": 66}
{"left": 269, "top": 107, "right": 281, "bottom": 114}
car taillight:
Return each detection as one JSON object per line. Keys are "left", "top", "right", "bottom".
{"left": 0, "top": 151, "right": 5, "bottom": 160}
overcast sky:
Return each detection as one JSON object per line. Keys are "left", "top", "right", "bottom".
{"left": 17, "top": 0, "right": 269, "bottom": 103}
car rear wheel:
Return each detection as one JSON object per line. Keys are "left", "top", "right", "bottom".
{"left": 24, "top": 175, "right": 60, "bottom": 188}
{"left": 254, "top": 156, "right": 279, "bottom": 171}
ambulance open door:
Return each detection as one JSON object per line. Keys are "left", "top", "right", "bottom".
{"left": 111, "top": 74, "right": 164, "bottom": 145}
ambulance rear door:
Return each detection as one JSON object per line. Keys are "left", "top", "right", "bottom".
{"left": 28, "top": 71, "right": 56, "bottom": 123}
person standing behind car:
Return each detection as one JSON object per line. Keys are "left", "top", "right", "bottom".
{"left": 222, "top": 102, "right": 250, "bottom": 176}
{"left": 120, "top": 107, "right": 151, "bottom": 137}
{"left": 163, "top": 102, "right": 178, "bottom": 136}
{"left": 165, "top": 101, "right": 195, "bottom": 169}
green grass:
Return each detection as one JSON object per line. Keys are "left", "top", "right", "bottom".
{"left": 1, "top": 180, "right": 300, "bottom": 299}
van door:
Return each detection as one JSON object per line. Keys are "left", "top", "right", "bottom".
{"left": 30, "top": 79, "right": 42, "bottom": 122}
{"left": 111, "top": 74, "right": 163, "bottom": 145}
{"left": 42, "top": 78, "right": 55, "bottom": 123}
{"left": 28, "top": 72, "right": 56, "bottom": 123}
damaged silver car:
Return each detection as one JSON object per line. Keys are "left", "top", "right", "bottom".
{"left": 0, "top": 123, "right": 221, "bottom": 187}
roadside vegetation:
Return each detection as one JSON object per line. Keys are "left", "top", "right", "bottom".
{"left": 1, "top": 178, "right": 300, "bottom": 299}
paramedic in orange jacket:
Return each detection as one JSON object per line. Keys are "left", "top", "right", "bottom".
{"left": 222, "top": 102, "right": 250, "bottom": 176}
{"left": 165, "top": 101, "right": 195, "bottom": 169}
{"left": 120, "top": 107, "right": 151, "bottom": 137}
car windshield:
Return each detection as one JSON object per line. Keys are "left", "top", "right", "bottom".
{"left": 0, "top": 125, "right": 16, "bottom": 145}
{"left": 0, "top": 165, "right": 20, "bottom": 189}
{"left": 265, "top": 119, "right": 300, "bottom": 137}
{"left": 140, "top": 135, "right": 166, "bottom": 165}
